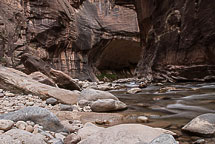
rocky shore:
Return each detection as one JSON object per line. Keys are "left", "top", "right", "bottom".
{"left": 1, "top": 65, "right": 215, "bottom": 143}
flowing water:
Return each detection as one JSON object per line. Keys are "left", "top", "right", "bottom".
{"left": 111, "top": 82, "right": 215, "bottom": 143}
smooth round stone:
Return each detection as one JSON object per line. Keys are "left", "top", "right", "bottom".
{"left": 0, "top": 120, "right": 14, "bottom": 131}
{"left": 26, "top": 125, "right": 34, "bottom": 133}
{"left": 137, "top": 116, "right": 149, "bottom": 123}
{"left": 0, "top": 89, "right": 3, "bottom": 93}
{"left": 46, "top": 98, "right": 58, "bottom": 105}
{"left": 59, "top": 104, "right": 73, "bottom": 111}
{"left": 16, "top": 121, "right": 27, "bottom": 130}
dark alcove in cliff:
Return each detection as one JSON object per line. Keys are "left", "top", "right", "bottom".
{"left": 88, "top": 38, "right": 141, "bottom": 80}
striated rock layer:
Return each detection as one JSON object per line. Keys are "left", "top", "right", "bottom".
{"left": 135, "top": 0, "right": 215, "bottom": 82}
{"left": 0, "top": 0, "right": 140, "bottom": 81}
{"left": 1, "top": 0, "right": 215, "bottom": 82}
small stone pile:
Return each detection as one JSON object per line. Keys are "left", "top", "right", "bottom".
{"left": 0, "top": 119, "right": 68, "bottom": 142}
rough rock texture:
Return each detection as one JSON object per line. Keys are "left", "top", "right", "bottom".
{"left": 78, "top": 124, "right": 175, "bottom": 144}
{"left": 0, "top": 0, "right": 139, "bottom": 81}
{"left": 91, "top": 99, "right": 127, "bottom": 112}
{"left": 0, "top": 129, "right": 46, "bottom": 144}
{"left": 29, "top": 71, "right": 56, "bottom": 87}
{"left": 149, "top": 134, "right": 178, "bottom": 144}
{"left": 0, "top": 66, "right": 79, "bottom": 104}
{"left": 0, "top": 107, "right": 65, "bottom": 132}
{"left": 182, "top": 113, "right": 215, "bottom": 137}
{"left": 135, "top": 0, "right": 215, "bottom": 82}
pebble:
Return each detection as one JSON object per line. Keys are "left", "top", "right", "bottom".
{"left": 33, "top": 127, "right": 39, "bottom": 134}
{"left": 59, "top": 104, "right": 73, "bottom": 111}
{"left": 64, "top": 133, "right": 81, "bottom": 144}
{"left": 26, "top": 125, "right": 34, "bottom": 133}
{"left": 137, "top": 116, "right": 149, "bottom": 123}
{"left": 0, "top": 119, "right": 14, "bottom": 131}
{"left": 55, "top": 133, "right": 66, "bottom": 141}
{"left": 0, "top": 89, "right": 3, "bottom": 93}
{"left": 26, "top": 102, "right": 34, "bottom": 106}
{"left": 0, "top": 130, "right": 4, "bottom": 134}
{"left": 48, "top": 138, "right": 64, "bottom": 144}
{"left": 4, "top": 92, "right": 15, "bottom": 97}
{"left": 46, "top": 98, "right": 58, "bottom": 105}
{"left": 16, "top": 121, "right": 27, "bottom": 130}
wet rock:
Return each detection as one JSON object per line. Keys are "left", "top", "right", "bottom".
{"left": 139, "top": 82, "right": 147, "bottom": 88}
{"left": 0, "top": 66, "right": 80, "bottom": 104}
{"left": 78, "top": 122, "right": 104, "bottom": 140}
{"left": 91, "top": 99, "right": 127, "bottom": 112}
{"left": 0, "top": 119, "right": 14, "bottom": 131}
{"left": 149, "top": 134, "right": 178, "bottom": 144}
{"left": 79, "top": 88, "right": 118, "bottom": 102}
{"left": 1, "top": 129, "right": 46, "bottom": 144}
{"left": 64, "top": 133, "right": 81, "bottom": 144}
{"left": 59, "top": 104, "right": 73, "bottom": 111}
{"left": 78, "top": 124, "right": 175, "bottom": 144}
{"left": 127, "top": 88, "right": 142, "bottom": 94}
{"left": 0, "top": 106, "right": 65, "bottom": 132}
{"left": 29, "top": 71, "right": 56, "bottom": 87}
{"left": 182, "top": 113, "right": 215, "bottom": 137}
{"left": 46, "top": 98, "right": 58, "bottom": 105}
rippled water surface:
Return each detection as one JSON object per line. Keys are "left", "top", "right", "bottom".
{"left": 111, "top": 82, "right": 215, "bottom": 143}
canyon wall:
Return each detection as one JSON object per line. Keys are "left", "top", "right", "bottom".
{"left": 135, "top": 0, "right": 215, "bottom": 82}
{"left": 1, "top": 0, "right": 215, "bottom": 82}
{"left": 0, "top": 0, "right": 139, "bottom": 81}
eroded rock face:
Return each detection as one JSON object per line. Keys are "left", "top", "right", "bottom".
{"left": 135, "top": 0, "right": 215, "bottom": 82}
{"left": 0, "top": 0, "right": 139, "bottom": 81}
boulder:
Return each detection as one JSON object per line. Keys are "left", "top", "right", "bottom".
{"left": 149, "top": 134, "right": 178, "bottom": 144}
{"left": 29, "top": 71, "right": 56, "bottom": 87}
{"left": 0, "top": 66, "right": 79, "bottom": 104}
{"left": 79, "top": 88, "right": 118, "bottom": 102}
{"left": 182, "top": 113, "right": 215, "bottom": 136}
{"left": 78, "top": 122, "right": 105, "bottom": 140}
{"left": 21, "top": 54, "right": 81, "bottom": 91}
{"left": 91, "top": 99, "right": 127, "bottom": 112}
{"left": 79, "top": 124, "right": 175, "bottom": 144}
{"left": 0, "top": 106, "right": 65, "bottom": 132}
{"left": 0, "top": 129, "right": 46, "bottom": 144}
